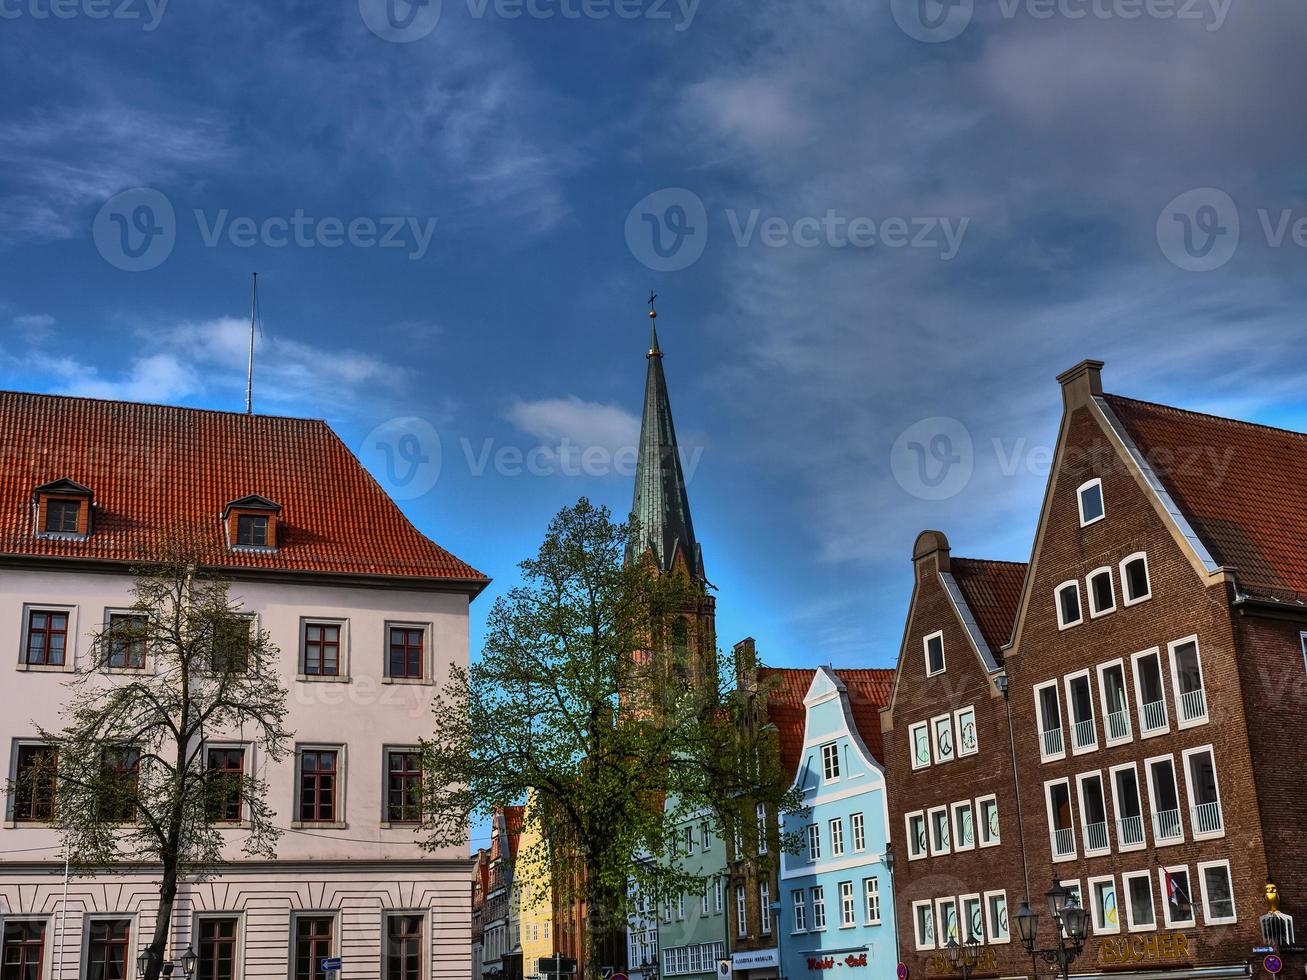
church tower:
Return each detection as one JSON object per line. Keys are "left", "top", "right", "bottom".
{"left": 628, "top": 301, "right": 717, "bottom": 692}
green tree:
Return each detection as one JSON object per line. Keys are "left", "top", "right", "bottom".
{"left": 420, "top": 499, "right": 802, "bottom": 980}
{"left": 28, "top": 524, "right": 293, "bottom": 980}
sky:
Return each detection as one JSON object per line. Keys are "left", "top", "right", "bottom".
{"left": 4, "top": 0, "right": 1307, "bottom": 685}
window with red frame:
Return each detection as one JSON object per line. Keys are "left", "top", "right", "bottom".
{"left": 298, "top": 750, "right": 338, "bottom": 822}
{"left": 107, "top": 614, "right": 147, "bottom": 670}
{"left": 1, "top": 920, "right": 47, "bottom": 980}
{"left": 294, "top": 916, "right": 334, "bottom": 980}
{"left": 386, "top": 751, "right": 422, "bottom": 824}
{"left": 385, "top": 915, "right": 423, "bottom": 980}
{"left": 13, "top": 744, "right": 57, "bottom": 822}
{"left": 388, "top": 627, "right": 424, "bottom": 680}
{"left": 303, "top": 623, "right": 341, "bottom": 676}
{"left": 25, "top": 609, "right": 68, "bottom": 666}
{"left": 44, "top": 498, "right": 81, "bottom": 533}
{"left": 197, "top": 918, "right": 239, "bottom": 980}
{"left": 98, "top": 747, "right": 139, "bottom": 822}
{"left": 86, "top": 919, "right": 130, "bottom": 980}
{"left": 205, "top": 747, "right": 245, "bottom": 823}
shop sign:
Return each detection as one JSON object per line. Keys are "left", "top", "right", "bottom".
{"left": 1098, "top": 932, "right": 1190, "bottom": 966}
{"left": 733, "top": 950, "right": 780, "bottom": 969}
{"left": 807, "top": 954, "right": 869, "bottom": 970}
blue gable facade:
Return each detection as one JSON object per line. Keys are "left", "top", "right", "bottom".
{"left": 779, "top": 668, "right": 897, "bottom": 980}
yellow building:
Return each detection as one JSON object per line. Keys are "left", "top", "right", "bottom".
{"left": 513, "top": 789, "right": 555, "bottom": 979}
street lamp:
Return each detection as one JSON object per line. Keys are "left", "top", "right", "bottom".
{"left": 945, "top": 936, "right": 984, "bottom": 979}
{"left": 1017, "top": 880, "right": 1088, "bottom": 980}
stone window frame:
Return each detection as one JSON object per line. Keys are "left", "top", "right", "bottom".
{"left": 1077, "top": 478, "right": 1105, "bottom": 527}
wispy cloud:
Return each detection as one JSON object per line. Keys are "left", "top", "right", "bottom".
{"left": 507, "top": 396, "right": 640, "bottom": 453}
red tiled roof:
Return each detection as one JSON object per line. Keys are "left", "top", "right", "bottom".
{"left": 0, "top": 391, "right": 487, "bottom": 585}
{"left": 950, "top": 557, "right": 1026, "bottom": 656}
{"left": 1105, "top": 393, "right": 1307, "bottom": 603}
{"left": 759, "top": 667, "right": 894, "bottom": 778}
{"left": 502, "top": 804, "right": 526, "bottom": 862}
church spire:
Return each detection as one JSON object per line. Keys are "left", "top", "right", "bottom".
{"left": 630, "top": 294, "right": 703, "bottom": 578}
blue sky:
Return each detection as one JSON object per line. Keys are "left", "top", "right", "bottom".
{"left": 4, "top": 0, "right": 1307, "bottom": 695}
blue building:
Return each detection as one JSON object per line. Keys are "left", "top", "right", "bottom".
{"left": 779, "top": 667, "right": 897, "bottom": 980}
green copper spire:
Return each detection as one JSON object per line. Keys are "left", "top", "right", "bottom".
{"left": 630, "top": 306, "right": 703, "bottom": 578}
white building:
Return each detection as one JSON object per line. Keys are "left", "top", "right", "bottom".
{"left": 0, "top": 391, "right": 487, "bottom": 980}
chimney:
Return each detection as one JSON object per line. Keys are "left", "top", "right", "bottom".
{"left": 1056, "top": 359, "right": 1104, "bottom": 411}
{"left": 912, "top": 530, "right": 951, "bottom": 576}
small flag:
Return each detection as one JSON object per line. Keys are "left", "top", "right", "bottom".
{"left": 1164, "top": 869, "right": 1188, "bottom": 907}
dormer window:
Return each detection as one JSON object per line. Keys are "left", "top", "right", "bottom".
{"left": 222, "top": 495, "right": 282, "bottom": 552}
{"left": 32, "top": 478, "right": 93, "bottom": 539}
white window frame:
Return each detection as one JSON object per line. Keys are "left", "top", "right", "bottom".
{"left": 1064, "top": 669, "right": 1099, "bottom": 754}
{"left": 755, "top": 803, "right": 766, "bottom": 854}
{"left": 1168, "top": 635, "right": 1209, "bottom": 728}
{"left": 1075, "top": 770, "right": 1111, "bottom": 858}
{"left": 1044, "top": 777, "right": 1077, "bottom": 862}
{"left": 1078, "top": 478, "right": 1105, "bottom": 527}
{"left": 912, "top": 900, "right": 935, "bottom": 951}
{"left": 821, "top": 742, "right": 841, "bottom": 782}
{"left": 1122, "top": 870, "right": 1157, "bottom": 932}
{"left": 1197, "top": 860, "right": 1237, "bottom": 925}
{"left": 1061, "top": 879, "right": 1083, "bottom": 915}
{"left": 1108, "top": 762, "right": 1147, "bottom": 853}
{"left": 702, "top": 883, "right": 710, "bottom": 916}
{"left": 1144, "top": 753, "right": 1185, "bottom": 848}
{"left": 959, "top": 893, "right": 983, "bottom": 943}
{"left": 931, "top": 713, "right": 956, "bottom": 764}
{"left": 839, "top": 881, "right": 856, "bottom": 928}
{"left": 736, "top": 885, "right": 746, "bottom": 937}
{"left": 811, "top": 886, "right": 826, "bottom": 931}
{"left": 792, "top": 890, "right": 807, "bottom": 933}
{"left": 683, "top": 824, "right": 694, "bottom": 855}
{"left": 760, "top": 881, "right": 772, "bottom": 936}
{"left": 1088, "top": 875, "right": 1120, "bottom": 935}
{"left": 863, "top": 877, "right": 881, "bottom": 925}
{"left": 1158, "top": 865, "right": 1197, "bottom": 928}
{"left": 1120, "top": 552, "right": 1152, "bottom": 606}
{"left": 976, "top": 794, "right": 1000, "bottom": 847}
{"left": 1096, "top": 658, "right": 1133, "bottom": 747}
{"left": 906, "top": 811, "right": 927, "bottom": 860}
{"left": 923, "top": 629, "right": 946, "bottom": 677}
{"left": 850, "top": 811, "right": 865, "bottom": 852}
{"left": 927, "top": 805, "right": 951, "bottom": 856}
{"left": 983, "top": 890, "right": 1010, "bottom": 944}
{"left": 1300, "top": 631, "right": 1307, "bottom": 674}
{"left": 807, "top": 823, "right": 821, "bottom": 861}
{"left": 1055, "top": 580, "right": 1083, "bottom": 630}
{"left": 829, "top": 817, "right": 845, "bottom": 857}
{"left": 1181, "top": 743, "right": 1225, "bottom": 841}
{"left": 935, "top": 897, "right": 959, "bottom": 946}
{"left": 1130, "top": 647, "right": 1170, "bottom": 738}
{"left": 1034, "top": 679, "right": 1066, "bottom": 762}
{"left": 954, "top": 704, "right": 978, "bottom": 757}
{"left": 1086, "top": 567, "right": 1116, "bottom": 618}
{"left": 715, "top": 877, "right": 724, "bottom": 914}
{"left": 951, "top": 800, "right": 975, "bottom": 852}
{"left": 909, "top": 722, "right": 931, "bottom": 771}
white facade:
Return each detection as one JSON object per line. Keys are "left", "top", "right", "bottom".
{"left": 0, "top": 566, "right": 474, "bottom": 979}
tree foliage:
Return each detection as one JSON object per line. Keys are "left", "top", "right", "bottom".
{"left": 26, "top": 523, "right": 293, "bottom": 980}
{"left": 421, "top": 499, "right": 803, "bottom": 978}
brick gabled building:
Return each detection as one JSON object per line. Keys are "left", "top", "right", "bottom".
{"left": 880, "top": 535, "right": 1028, "bottom": 980}
{"left": 889, "top": 359, "right": 1307, "bottom": 980}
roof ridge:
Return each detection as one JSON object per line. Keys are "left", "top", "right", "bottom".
{"left": 952, "top": 556, "right": 1028, "bottom": 569}
{"left": 1105, "top": 392, "right": 1307, "bottom": 441}
{"left": 0, "top": 388, "right": 328, "bottom": 425}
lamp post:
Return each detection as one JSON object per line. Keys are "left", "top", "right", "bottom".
{"left": 945, "top": 937, "right": 984, "bottom": 980}
{"left": 770, "top": 902, "right": 784, "bottom": 980}
{"left": 136, "top": 947, "right": 197, "bottom": 980}
{"left": 1016, "top": 880, "right": 1088, "bottom": 980}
